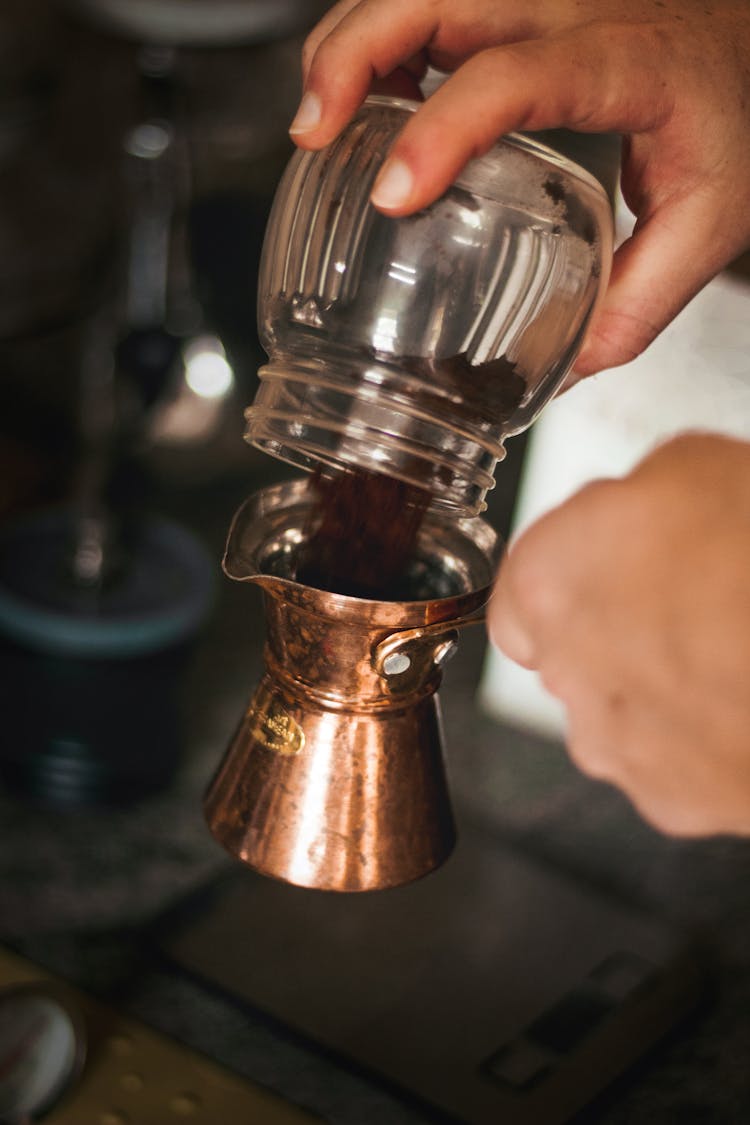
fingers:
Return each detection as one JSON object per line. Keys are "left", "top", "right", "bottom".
{"left": 488, "top": 501, "right": 582, "bottom": 674}
{"left": 300, "top": 0, "right": 362, "bottom": 84}
{"left": 292, "top": 0, "right": 572, "bottom": 150}
{"left": 487, "top": 579, "right": 537, "bottom": 670}
{"left": 370, "top": 26, "right": 670, "bottom": 213}
{"left": 294, "top": 2, "right": 750, "bottom": 376}
{"left": 301, "top": 0, "right": 429, "bottom": 87}
{"left": 488, "top": 478, "right": 620, "bottom": 673}
{"left": 301, "top": 0, "right": 557, "bottom": 84}
{"left": 291, "top": 2, "right": 442, "bottom": 148}
{"left": 295, "top": 19, "right": 669, "bottom": 190}
{"left": 564, "top": 682, "right": 750, "bottom": 837}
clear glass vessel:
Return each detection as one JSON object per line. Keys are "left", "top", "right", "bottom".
{"left": 246, "top": 95, "right": 613, "bottom": 514}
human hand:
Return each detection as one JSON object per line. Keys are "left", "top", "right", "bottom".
{"left": 489, "top": 434, "right": 750, "bottom": 837}
{"left": 290, "top": 0, "right": 750, "bottom": 376}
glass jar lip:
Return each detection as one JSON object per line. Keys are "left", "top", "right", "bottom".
{"left": 362, "top": 93, "right": 610, "bottom": 204}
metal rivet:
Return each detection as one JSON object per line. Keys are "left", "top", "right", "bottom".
{"left": 383, "top": 652, "right": 411, "bottom": 676}
{"left": 435, "top": 640, "right": 458, "bottom": 666}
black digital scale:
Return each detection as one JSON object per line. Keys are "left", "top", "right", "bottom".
{"left": 163, "top": 812, "right": 705, "bottom": 1125}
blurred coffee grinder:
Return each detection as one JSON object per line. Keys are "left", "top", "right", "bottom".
{"left": 0, "top": 34, "right": 215, "bottom": 805}
{"left": 0, "top": 3, "right": 322, "bottom": 804}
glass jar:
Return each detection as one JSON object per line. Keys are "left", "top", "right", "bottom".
{"left": 246, "top": 95, "right": 613, "bottom": 515}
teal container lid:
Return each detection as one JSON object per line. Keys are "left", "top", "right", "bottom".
{"left": 0, "top": 510, "right": 216, "bottom": 659}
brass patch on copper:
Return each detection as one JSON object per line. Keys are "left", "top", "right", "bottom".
{"left": 247, "top": 684, "right": 304, "bottom": 756}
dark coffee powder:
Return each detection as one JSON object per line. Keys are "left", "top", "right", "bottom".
{"left": 397, "top": 351, "right": 526, "bottom": 427}
{"left": 296, "top": 353, "right": 526, "bottom": 599}
{"left": 296, "top": 465, "right": 431, "bottom": 599}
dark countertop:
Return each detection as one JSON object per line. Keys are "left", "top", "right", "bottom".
{"left": 1, "top": 457, "right": 750, "bottom": 1125}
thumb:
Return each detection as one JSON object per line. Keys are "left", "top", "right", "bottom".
{"left": 573, "top": 187, "right": 741, "bottom": 377}
{"left": 487, "top": 564, "right": 538, "bottom": 669}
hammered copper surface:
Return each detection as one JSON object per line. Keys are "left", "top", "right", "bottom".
{"left": 204, "top": 479, "right": 501, "bottom": 892}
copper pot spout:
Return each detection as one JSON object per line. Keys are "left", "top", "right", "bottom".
{"left": 204, "top": 480, "right": 500, "bottom": 892}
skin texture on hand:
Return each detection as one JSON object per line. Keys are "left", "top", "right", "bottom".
{"left": 488, "top": 434, "right": 750, "bottom": 838}
{"left": 291, "top": 0, "right": 750, "bottom": 376}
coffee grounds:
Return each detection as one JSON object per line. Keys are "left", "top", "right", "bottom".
{"left": 296, "top": 352, "right": 526, "bottom": 599}
{"left": 397, "top": 351, "right": 526, "bottom": 426}
{"left": 296, "top": 465, "right": 431, "bottom": 599}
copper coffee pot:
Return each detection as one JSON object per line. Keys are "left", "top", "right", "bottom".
{"left": 204, "top": 479, "right": 500, "bottom": 892}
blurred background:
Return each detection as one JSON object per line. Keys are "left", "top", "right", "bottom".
{"left": 1, "top": 4, "right": 750, "bottom": 1124}
{"left": 0, "top": 0, "right": 326, "bottom": 810}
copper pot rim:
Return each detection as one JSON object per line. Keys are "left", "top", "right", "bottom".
{"left": 222, "top": 477, "right": 502, "bottom": 626}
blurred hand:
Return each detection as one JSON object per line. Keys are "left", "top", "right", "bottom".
{"left": 290, "top": 0, "right": 750, "bottom": 376}
{"left": 489, "top": 434, "right": 750, "bottom": 837}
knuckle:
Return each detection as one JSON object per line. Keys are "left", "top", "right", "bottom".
{"left": 585, "top": 304, "right": 661, "bottom": 369}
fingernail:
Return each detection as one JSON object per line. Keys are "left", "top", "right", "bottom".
{"left": 371, "top": 157, "right": 414, "bottom": 210}
{"left": 289, "top": 91, "right": 322, "bottom": 135}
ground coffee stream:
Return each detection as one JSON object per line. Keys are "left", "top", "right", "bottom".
{"left": 296, "top": 466, "right": 431, "bottom": 600}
